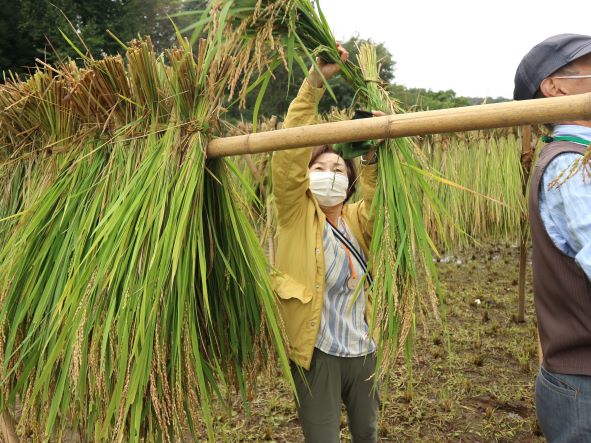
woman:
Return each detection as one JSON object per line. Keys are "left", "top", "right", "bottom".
{"left": 271, "top": 44, "right": 381, "bottom": 442}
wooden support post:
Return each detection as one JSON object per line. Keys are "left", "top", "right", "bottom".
{"left": 517, "top": 125, "right": 534, "bottom": 323}
{"left": 265, "top": 116, "right": 278, "bottom": 266}
{"left": 1, "top": 410, "right": 19, "bottom": 443}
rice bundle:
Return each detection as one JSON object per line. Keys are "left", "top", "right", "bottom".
{"left": 0, "top": 29, "right": 289, "bottom": 442}
{"left": 422, "top": 129, "right": 525, "bottom": 247}
{"left": 355, "top": 44, "right": 443, "bottom": 370}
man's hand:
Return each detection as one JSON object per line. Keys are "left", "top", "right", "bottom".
{"left": 308, "top": 43, "right": 349, "bottom": 88}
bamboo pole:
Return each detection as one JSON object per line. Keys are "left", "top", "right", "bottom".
{"left": 207, "top": 93, "right": 591, "bottom": 158}
{"left": 517, "top": 125, "right": 534, "bottom": 323}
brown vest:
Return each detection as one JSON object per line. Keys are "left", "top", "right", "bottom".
{"left": 529, "top": 140, "right": 591, "bottom": 375}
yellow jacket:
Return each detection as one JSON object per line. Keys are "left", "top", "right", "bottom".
{"left": 271, "top": 79, "right": 378, "bottom": 370}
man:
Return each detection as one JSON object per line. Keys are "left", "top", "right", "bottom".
{"left": 514, "top": 34, "right": 591, "bottom": 442}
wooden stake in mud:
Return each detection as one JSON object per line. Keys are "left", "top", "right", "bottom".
{"left": 207, "top": 93, "right": 591, "bottom": 158}
{"left": 517, "top": 125, "right": 534, "bottom": 323}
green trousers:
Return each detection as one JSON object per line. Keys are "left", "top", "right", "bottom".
{"left": 291, "top": 348, "right": 379, "bottom": 443}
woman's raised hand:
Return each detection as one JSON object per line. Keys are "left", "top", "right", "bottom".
{"left": 308, "top": 43, "right": 349, "bottom": 88}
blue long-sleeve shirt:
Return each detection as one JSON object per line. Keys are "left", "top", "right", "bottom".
{"left": 539, "top": 124, "right": 591, "bottom": 280}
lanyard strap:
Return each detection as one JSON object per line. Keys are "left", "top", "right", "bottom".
{"left": 542, "top": 135, "right": 591, "bottom": 146}
{"left": 326, "top": 220, "right": 374, "bottom": 286}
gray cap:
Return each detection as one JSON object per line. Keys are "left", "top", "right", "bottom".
{"left": 514, "top": 33, "right": 591, "bottom": 100}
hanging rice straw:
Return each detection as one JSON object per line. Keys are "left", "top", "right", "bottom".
{"left": 355, "top": 44, "right": 444, "bottom": 375}
{"left": 0, "top": 31, "right": 290, "bottom": 443}
{"left": 422, "top": 130, "right": 524, "bottom": 247}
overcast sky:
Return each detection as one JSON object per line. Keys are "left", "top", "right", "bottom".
{"left": 320, "top": 0, "right": 590, "bottom": 99}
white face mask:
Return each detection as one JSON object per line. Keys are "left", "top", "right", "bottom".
{"left": 309, "top": 171, "right": 349, "bottom": 207}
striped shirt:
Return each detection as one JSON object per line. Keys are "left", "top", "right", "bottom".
{"left": 315, "top": 218, "right": 376, "bottom": 357}
{"left": 539, "top": 125, "right": 591, "bottom": 280}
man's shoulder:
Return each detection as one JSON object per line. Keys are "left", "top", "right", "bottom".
{"left": 538, "top": 143, "right": 585, "bottom": 181}
{"left": 544, "top": 151, "right": 582, "bottom": 173}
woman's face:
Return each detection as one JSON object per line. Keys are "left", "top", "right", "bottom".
{"left": 309, "top": 153, "right": 348, "bottom": 178}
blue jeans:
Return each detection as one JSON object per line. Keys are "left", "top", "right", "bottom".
{"left": 536, "top": 366, "right": 591, "bottom": 442}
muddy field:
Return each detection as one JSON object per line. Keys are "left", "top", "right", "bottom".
{"left": 199, "top": 242, "right": 543, "bottom": 442}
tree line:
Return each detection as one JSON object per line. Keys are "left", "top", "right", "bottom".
{"left": 0, "top": 0, "right": 201, "bottom": 73}
{"left": 1, "top": 0, "right": 507, "bottom": 116}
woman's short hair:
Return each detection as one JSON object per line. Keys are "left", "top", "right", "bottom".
{"left": 309, "top": 145, "right": 357, "bottom": 202}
